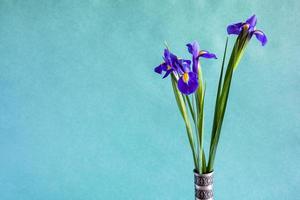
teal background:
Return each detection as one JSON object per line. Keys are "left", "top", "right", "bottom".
{"left": 0, "top": 0, "right": 299, "bottom": 199}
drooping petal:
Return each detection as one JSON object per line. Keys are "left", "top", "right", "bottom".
{"left": 254, "top": 30, "right": 267, "bottom": 46}
{"left": 177, "top": 72, "right": 199, "bottom": 95}
{"left": 227, "top": 22, "right": 243, "bottom": 35}
{"left": 246, "top": 15, "right": 257, "bottom": 28}
{"left": 162, "top": 69, "right": 173, "bottom": 78}
{"left": 198, "top": 50, "right": 217, "bottom": 59}
{"left": 154, "top": 63, "right": 168, "bottom": 74}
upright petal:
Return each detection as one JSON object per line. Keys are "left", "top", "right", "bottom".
{"left": 198, "top": 50, "right": 217, "bottom": 59}
{"left": 187, "top": 41, "right": 201, "bottom": 73}
{"left": 181, "top": 59, "right": 191, "bottom": 66}
{"left": 177, "top": 59, "right": 191, "bottom": 73}
{"left": 227, "top": 22, "right": 243, "bottom": 35}
{"left": 246, "top": 15, "right": 257, "bottom": 28}
{"left": 254, "top": 30, "right": 267, "bottom": 46}
{"left": 163, "top": 48, "right": 170, "bottom": 58}
{"left": 163, "top": 49, "right": 171, "bottom": 63}
{"left": 177, "top": 72, "right": 199, "bottom": 95}
{"left": 163, "top": 48, "right": 178, "bottom": 69}
{"left": 186, "top": 41, "right": 200, "bottom": 58}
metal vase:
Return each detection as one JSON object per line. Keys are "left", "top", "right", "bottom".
{"left": 194, "top": 170, "right": 214, "bottom": 200}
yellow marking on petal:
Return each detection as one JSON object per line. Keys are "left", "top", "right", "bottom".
{"left": 198, "top": 50, "right": 208, "bottom": 56}
{"left": 167, "top": 65, "right": 171, "bottom": 70}
{"left": 243, "top": 23, "right": 250, "bottom": 30}
{"left": 183, "top": 73, "right": 189, "bottom": 83}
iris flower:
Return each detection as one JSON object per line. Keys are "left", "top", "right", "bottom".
{"left": 176, "top": 59, "right": 199, "bottom": 95}
{"left": 154, "top": 49, "right": 178, "bottom": 78}
{"left": 154, "top": 48, "right": 198, "bottom": 95}
{"left": 227, "top": 15, "right": 267, "bottom": 46}
{"left": 154, "top": 42, "right": 217, "bottom": 95}
{"left": 186, "top": 41, "right": 217, "bottom": 74}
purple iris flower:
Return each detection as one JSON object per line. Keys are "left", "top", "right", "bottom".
{"left": 154, "top": 49, "right": 178, "bottom": 78}
{"left": 186, "top": 41, "right": 217, "bottom": 73}
{"left": 176, "top": 59, "right": 199, "bottom": 95}
{"left": 227, "top": 15, "right": 267, "bottom": 46}
{"left": 154, "top": 42, "right": 216, "bottom": 95}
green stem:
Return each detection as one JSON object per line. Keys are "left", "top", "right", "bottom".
{"left": 171, "top": 74, "right": 198, "bottom": 169}
{"left": 196, "top": 64, "right": 206, "bottom": 173}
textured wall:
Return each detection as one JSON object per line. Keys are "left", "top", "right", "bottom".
{"left": 0, "top": 0, "right": 299, "bottom": 199}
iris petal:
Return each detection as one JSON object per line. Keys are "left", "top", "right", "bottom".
{"left": 154, "top": 63, "right": 168, "bottom": 74}
{"left": 227, "top": 22, "right": 243, "bottom": 35}
{"left": 164, "top": 49, "right": 178, "bottom": 65}
{"left": 182, "top": 59, "right": 191, "bottom": 66}
{"left": 154, "top": 65, "right": 162, "bottom": 74}
{"left": 187, "top": 42, "right": 201, "bottom": 73}
{"left": 163, "top": 49, "right": 171, "bottom": 61}
{"left": 177, "top": 59, "right": 191, "bottom": 73}
{"left": 254, "top": 30, "right": 267, "bottom": 46}
{"left": 162, "top": 69, "right": 172, "bottom": 79}
{"left": 177, "top": 72, "right": 199, "bottom": 95}
{"left": 186, "top": 41, "right": 200, "bottom": 57}
{"left": 246, "top": 15, "right": 257, "bottom": 28}
{"left": 186, "top": 43, "right": 193, "bottom": 54}
{"left": 199, "top": 50, "right": 217, "bottom": 59}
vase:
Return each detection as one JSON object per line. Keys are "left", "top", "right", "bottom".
{"left": 194, "top": 170, "right": 214, "bottom": 200}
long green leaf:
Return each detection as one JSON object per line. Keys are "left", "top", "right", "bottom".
{"left": 195, "top": 63, "right": 205, "bottom": 172}
{"left": 185, "top": 95, "right": 196, "bottom": 124}
{"left": 171, "top": 74, "right": 198, "bottom": 169}
{"left": 208, "top": 37, "right": 239, "bottom": 171}
{"left": 209, "top": 38, "right": 228, "bottom": 152}
{"left": 208, "top": 33, "right": 252, "bottom": 171}
{"left": 198, "top": 85, "right": 206, "bottom": 173}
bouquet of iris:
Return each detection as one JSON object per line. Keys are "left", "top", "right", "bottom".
{"left": 154, "top": 15, "right": 267, "bottom": 200}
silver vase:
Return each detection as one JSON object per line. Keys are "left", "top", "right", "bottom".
{"left": 194, "top": 170, "right": 214, "bottom": 200}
